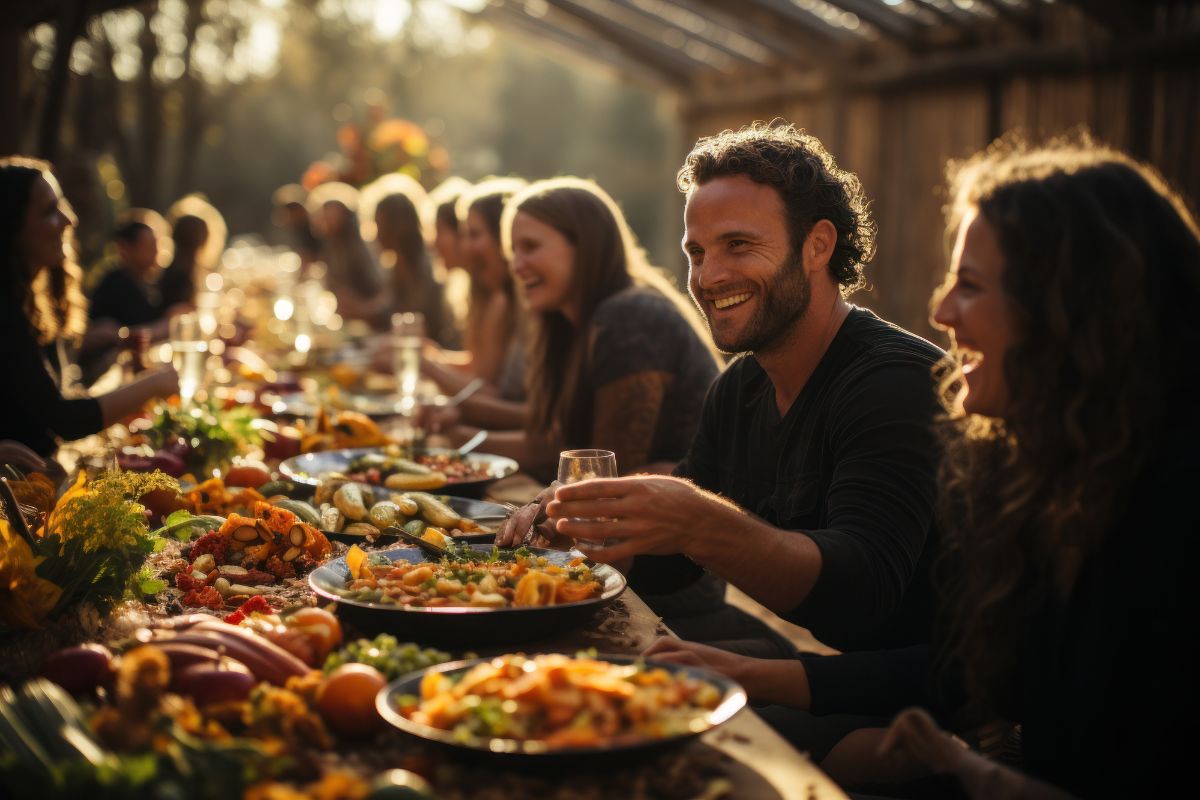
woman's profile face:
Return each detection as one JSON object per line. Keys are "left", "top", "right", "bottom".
{"left": 933, "top": 209, "right": 1017, "bottom": 418}
{"left": 509, "top": 211, "right": 576, "bottom": 318}
{"left": 462, "top": 209, "right": 506, "bottom": 288}
{"left": 20, "top": 176, "right": 71, "bottom": 273}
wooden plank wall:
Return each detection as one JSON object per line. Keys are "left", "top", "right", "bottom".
{"left": 682, "top": 66, "right": 1200, "bottom": 344}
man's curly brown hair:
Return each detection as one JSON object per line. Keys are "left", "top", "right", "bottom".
{"left": 676, "top": 121, "right": 876, "bottom": 294}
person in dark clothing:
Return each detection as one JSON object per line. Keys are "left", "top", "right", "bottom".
{"left": 454, "top": 177, "right": 720, "bottom": 479}
{"left": 359, "top": 174, "right": 459, "bottom": 348}
{"left": 89, "top": 220, "right": 165, "bottom": 327}
{"left": 500, "top": 124, "right": 942, "bottom": 664}
{"left": 648, "top": 140, "right": 1200, "bottom": 798}
{"left": 308, "top": 182, "right": 387, "bottom": 330}
{"left": 0, "top": 158, "right": 177, "bottom": 458}
{"left": 159, "top": 214, "right": 208, "bottom": 309}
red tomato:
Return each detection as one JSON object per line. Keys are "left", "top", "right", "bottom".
{"left": 316, "top": 663, "right": 387, "bottom": 737}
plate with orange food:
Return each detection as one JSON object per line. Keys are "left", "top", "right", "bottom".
{"left": 376, "top": 652, "right": 747, "bottom": 763}
{"left": 308, "top": 543, "right": 626, "bottom": 644}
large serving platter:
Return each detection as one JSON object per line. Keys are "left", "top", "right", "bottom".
{"left": 376, "top": 655, "right": 747, "bottom": 764}
{"left": 309, "top": 544, "right": 626, "bottom": 644}
{"left": 279, "top": 447, "right": 519, "bottom": 498}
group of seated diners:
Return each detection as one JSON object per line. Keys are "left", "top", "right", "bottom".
{"left": 3, "top": 122, "right": 1197, "bottom": 798}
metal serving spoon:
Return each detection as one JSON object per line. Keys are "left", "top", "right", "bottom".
{"left": 381, "top": 525, "right": 452, "bottom": 559}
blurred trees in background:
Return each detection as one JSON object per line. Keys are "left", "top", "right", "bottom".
{"left": 11, "top": 0, "right": 685, "bottom": 275}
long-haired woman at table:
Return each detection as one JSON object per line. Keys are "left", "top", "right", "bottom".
{"left": 644, "top": 139, "right": 1200, "bottom": 797}
{"left": 359, "top": 174, "right": 458, "bottom": 349}
{"left": 470, "top": 177, "right": 720, "bottom": 478}
{"left": 421, "top": 177, "right": 527, "bottom": 404}
{"left": 0, "top": 157, "right": 177, "bottom": 458}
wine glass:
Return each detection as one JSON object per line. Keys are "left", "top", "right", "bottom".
{"left": 556, "top": 449, "right": 617, "bottom": 549}
{"left": 392, "top": 312, "right": 425, "bottom": 417}
{"left": 170, "top": 312, "right": 207, "bottom": 406}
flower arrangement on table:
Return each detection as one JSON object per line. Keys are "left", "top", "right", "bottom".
{"left": 1, "top": 471, "right": 182, "bottom": 630}
{"left": 301, "top": 106, "right": 449, "bottom": 191}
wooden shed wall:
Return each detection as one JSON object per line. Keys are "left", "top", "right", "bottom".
{"left": 682, "top": 66, "right": 1200, "bottom": 343}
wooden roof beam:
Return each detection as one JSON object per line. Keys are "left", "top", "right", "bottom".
{"left": 480, "top": 2, "right": 686, "bottom": 89}
{"left": 606, "top": 0, "right": 769, "bottom": 64}
{"left": 684, "top": 0, "right": 845, "bottom": 63}
{"left": 543, "top": 0, "right": 721, "bottom": 76}
{"left": 909, "top": 0, "right": 982, "bottom": 36}
{"left": 972, "top": 0, "right": 1038, "bottom": 37}
{"left": 817, "top": 0, "right": 925, "bottom": 46}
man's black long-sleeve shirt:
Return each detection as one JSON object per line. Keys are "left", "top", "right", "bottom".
{"left": 631, "top": 307, "right": 943, "bottom": 652}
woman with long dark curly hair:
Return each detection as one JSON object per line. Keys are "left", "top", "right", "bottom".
{"left": 645, "top": 139, "right": 1200, "bottom": 797}
{"left": 0, "top": 157, "right": 177, "bottom": 458}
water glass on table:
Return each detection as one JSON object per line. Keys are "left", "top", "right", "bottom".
{"left": 392, "top": 312, "right": 425, "bottom": 417}
{"left": 170, "top": 312, "right": 208, "bottom": 406}
{"left": 556, "top": 449, "right": 617, "bottom": 550}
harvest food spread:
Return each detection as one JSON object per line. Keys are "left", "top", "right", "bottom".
{"left": 0, "top": 346, "right": 821, "bottom": 800}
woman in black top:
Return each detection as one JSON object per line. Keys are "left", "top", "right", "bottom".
{"left": 0, "top": 157, "right": 178, "bottom": 457}
{"left": 478, "top": 177, "right": 720, "bottom": 477}
{"left": 645, "top": 141, "right": 1200, "bottom": 797}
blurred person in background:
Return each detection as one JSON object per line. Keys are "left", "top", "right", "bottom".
{"left": 422, "top": 177, "right": 527, "bottom": 400}
{"left": 272, "top": 183, "right": 320, "bottom": 274}
{"left": 449, "top": 177, "right": 720, "bottom": 479}
{"left": 308, "top": 181, "right": 387, "bottom": 330}
{"left": 359, "top": 174, "right": 458, "bottom": 347}
{"left": 0, "top": 157, "right": 177, "bottom": 459}
{"left": 81, "top": 218, "right": 177, "bottom": 366}
{"left": 159, "top": 194, "right": 228, "bottom": 308}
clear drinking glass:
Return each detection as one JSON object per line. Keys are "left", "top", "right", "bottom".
{"left": 392, "top": 312, "right": 425, "bottom": 416}
{"left": 556, "top": 449, "right": 617, "bottom": 549}
{"left": 170, "top": 312, "right": 208, "bottom": 405}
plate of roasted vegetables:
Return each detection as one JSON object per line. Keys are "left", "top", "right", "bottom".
{"left": 308, "top": 544, "right": 626, "bottom": 643}
{"left": 377, "top": 652, "right": 746, "bottom": 762}
{"left": 278, "top": 447, "right": 518, "bottom": 498}
{"left": 307, "top": 476, "right": 507, "bottom": 544}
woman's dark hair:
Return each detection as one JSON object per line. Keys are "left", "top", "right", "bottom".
{"left": 457, "top": 177, "right": 527, "bottom": 243}
{"left": 171, "top": 215, "right": 208, "bottom": 258}
{"left": 677, "top": 120, "right": 875, "bottom": 294}
{"left": 932, "top": 137, "right": 1200, "bottom": 713}
{"left": 503, "top": 177, "right": 714, "bottom": 448}
{"left": 0, "top": 156, "right": 86, "bottom": 344}
{"left": 429, "top": 177, "right": 470, "bottom": 233}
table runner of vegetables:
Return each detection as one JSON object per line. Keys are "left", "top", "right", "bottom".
{"left": 0, "top": 399, "right": 751, "bottom": 800}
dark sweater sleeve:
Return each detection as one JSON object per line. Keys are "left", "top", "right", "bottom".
{"left": 626, "top": 369, "right": 728, "bottom": 595}
{"left": 1, "top": 302, "right": 103, "bottom": 454}
{"left": 801, "top": 645, "right": 935, "bottom": 717}
{"left": 788, "top": 363, "right": 939, "bottom": 647}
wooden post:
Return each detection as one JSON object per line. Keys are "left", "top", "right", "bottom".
{"left": 36, "top": 0, "right": 87, "bottom": 162}
{"left": 0, "top": 24, "right": 22, "bottom": 154}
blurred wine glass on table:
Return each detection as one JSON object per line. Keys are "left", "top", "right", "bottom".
{"left": 392, "top": 311, "right": 425, "bottom": 417}
{"left": 170, "top": 312, "right": 207, "bottom": 406}
{"left": 557, "top": 449, "right": 617, "bottom": 549}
